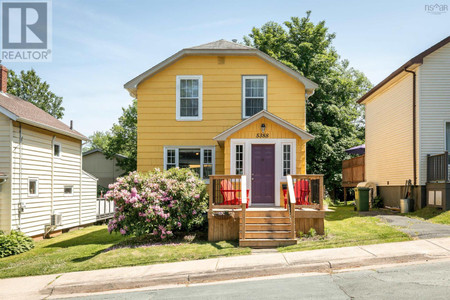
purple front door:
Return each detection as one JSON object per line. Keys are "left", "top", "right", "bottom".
{"left": 251, "top": 144, "right": 275, "bottom": 204}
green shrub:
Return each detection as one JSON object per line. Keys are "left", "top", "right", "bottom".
{"left": 0, "top": 230, "right": 34, "bottom": 258}
{"left": 374, "top": 196, "right": 383, "bottom": 208}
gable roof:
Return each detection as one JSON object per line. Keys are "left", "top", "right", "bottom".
{"left": 213, "top": 110, "right": 314, "bottom": 142}
{"left": 83, "top": 148, "right": 128, "bottom": 159}
{"left": 0, "top": 92, "right": 87, "bottom": 140}
{"left": 124, "top": 39, "right": 318, "bottom": 97}
{"left": 358, "top": 36, "right": 450, "bottom": 104}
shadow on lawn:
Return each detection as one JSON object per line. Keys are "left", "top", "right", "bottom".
{"left": 45, "top": 228, "right": 125, "bottom": 248}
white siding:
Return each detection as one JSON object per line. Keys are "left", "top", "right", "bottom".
{"left": 418, "top": 43, "right": 450, "bottom": 185}
{"left": 81, "top": 171, "right": 97, "bottom": 224}
{"left": 10, "top": 125, "right": 97, "bottom": 236}
{"left": 0, "top": 114, "right": 12, "bottom": 232}
{"left": 365, "top": 73, "right": 415, "bottom": 186}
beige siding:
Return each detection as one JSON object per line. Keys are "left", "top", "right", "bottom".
{"left": 365, "top": 73, "right": 414, "bottom": 186}
{"left": 418, "top": 43, "right": 450, "bottom": 185}
{"left": 0, "top": 114, "right": 12, "bottom": 232}
{"left": 10, "top": 125, "right": 97, "bottom": 236}
{"left": 83, "top": 152, "right": 125, "bottom": 188}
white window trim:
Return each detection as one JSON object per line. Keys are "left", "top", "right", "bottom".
{"left": 242, "top": 75, "right": 267, "bottom": 119}
{"left": 176, "top": 75, "right": 203, "bottom": 121}
{"left": 282, "top": 142, "right": 294, "bottom": 177}
{"left": 233, "top": 143, "right": 245, "bottom": 175}
{"left": 53, "top": 142, "right": 62, "bottom": 158}
{"left": 230, "top": 139, "right": 296, "bottom": 206}
{"left": 28, "top": 178, "right": 39, "bottom": 197}
{"left": 64, "top": 185, "right": 74, "bottom": 196}
{"left": 163, "top": 146, "right": 215, "bottom": 183}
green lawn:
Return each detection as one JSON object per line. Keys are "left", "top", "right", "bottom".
{"left": 0, "top": 226, "right": 250, "bottom": 279}
{"left": 278, "top": 205, "right": 412, "bottom": 252}
{"left": 404, "top": 207, "right": 450, "bottom": 225}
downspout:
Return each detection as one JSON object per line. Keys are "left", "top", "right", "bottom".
{"left": 18, "top": 123, "right": 23, "bottom": 231}
{"left": 404, "top": 68, "right": 417, "bottom": 187}
{"left": 51, "top": 136, "right": 55, "bottom": 214}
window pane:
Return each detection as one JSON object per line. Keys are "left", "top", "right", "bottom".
{"left": 236, "top": 145, "right": 244, "bottom": 175}
{"left": 245, "top": 79, "right": 264, "bottom": 97}
{"left": 29, "top": 180, "right": 37, "bottom": 195}
{"left": 54, "top": 144, "right": 60, "bottom": 157}
{"left": 167, "top": 149, "right": 176, "bottom": 169}
{"left": 64, "top": 186, "right": 73, "bottom": 194}
{"left": 245, "top": 98, "right": 264, "bottom": 117}
{"left": 179, "top": 149, "right": 201, "bottom": 176}
{"left": 283, "top": 145, "right": 291, "bottom": 176}
{"left": 180, "top": 98, "right": 199, "bottom": 117}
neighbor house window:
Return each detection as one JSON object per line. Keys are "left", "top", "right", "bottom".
{"left": 176, "top": 75, "right": 203, "bottom": 121}
{"left": 64, "top": 186, "right": 73, "bottom": 195}
{"left": 283, "top": 144, "right": 291, "bottom": 176}
{"left": 446, "top": 122, "right": 450, "bottom": 152}
{"left": 28, "top": 178, "right": 38, "bottom": 197}
{"left": 235, "top": 144, "right": 244, "bottom": 175}
{"left": 242, "top": 75, "right": 266, "bottom": 118}
{"left": 54, "top": 143, "right": 61, "bottom": 157}
{"left": 164, "top": 147, "right": 215, "bottom": 181}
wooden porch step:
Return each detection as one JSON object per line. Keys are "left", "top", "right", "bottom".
{"left": 241, "top": 231, "right": 292, "bottom": 239}
{"left": 244, "top": 223, "right": 292, "bottom": 231}
{"left": 245, "top": 210, "right": 289, "bottom": 217}
{"left": 239, "top": 238, "right": 297, "bottom": 248}
{"left": 245, "top": 217, "right": 291, "bottom": 224}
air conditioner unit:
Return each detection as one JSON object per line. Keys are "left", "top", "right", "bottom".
{"left": 50, "top": 213, "right": 62, "bottom": 226}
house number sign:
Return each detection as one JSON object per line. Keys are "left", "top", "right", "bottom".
{"left": 256, "top": 133, "right": 269, "bottom": 138}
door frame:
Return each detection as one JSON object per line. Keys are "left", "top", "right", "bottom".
{"left": 230, "top": 139, "right": 296, "bottom": 206}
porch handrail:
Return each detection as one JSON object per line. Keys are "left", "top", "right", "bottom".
{"left": 287, "top": 175, "right": 296, "bottom": 239}
{"left": 209, "top": 175, "right": 245, "bottom": 210}
{"left": 427, "top": 152, "right": 448, "bottom": 183}
{"left": 241, "top": 175, "right": 247, "bottom": 240}
{"left": 290, "top": 174, "right": 324, "bottom": 211}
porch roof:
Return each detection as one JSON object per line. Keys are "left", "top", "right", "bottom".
{"left": 213, "top": 110, "right": 314, "bottom": 142}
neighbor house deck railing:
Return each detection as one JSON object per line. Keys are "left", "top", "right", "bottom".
{"left": 287, "top": 174, "right": 324, "bottom": 211}
{"left": 427, "top": 152, "right": 449, "bottom": 183}
{"left": 96, "top": 198, "right": 115, "bottom": 220}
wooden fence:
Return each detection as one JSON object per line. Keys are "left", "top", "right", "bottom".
{"left": 342, "top": 155, "right": 365, "bottom": 188}
{"left": 427, "top": 152, "right": 449, "bottom": 183}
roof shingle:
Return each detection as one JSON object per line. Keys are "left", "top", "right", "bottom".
{"left": 0, "top": 92, "right": 87, "bottom": 140}
{"left": 187, "top": 39, "right": 254, "bottom": 50}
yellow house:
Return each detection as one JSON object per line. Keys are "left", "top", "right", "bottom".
{"left": 125, "top": 40, "right": 325, "bottom": 247}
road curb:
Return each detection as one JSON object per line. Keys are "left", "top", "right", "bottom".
{"left": 41, "top": 253, "right": 448, "bottom": 297}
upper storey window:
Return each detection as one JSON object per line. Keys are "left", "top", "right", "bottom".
{"left": 242, "top": 75, "right": 267, "bottom": 118}
{"left": 176, "top": 75, "right": 203, "bottom": 121}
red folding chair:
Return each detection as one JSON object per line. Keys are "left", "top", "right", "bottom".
{"left": 294, "top": 180, "right": 310, "bottom": 205}
{"left": 220, "top": 180, "right": 249, "bottom": 208}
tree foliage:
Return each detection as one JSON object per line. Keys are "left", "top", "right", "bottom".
{"left": 86, "top": 100, "right": 137, "bottom": 173}
{"left": 7, "top": 69, "right": 65, "bottom": 119}
{"left": 244, "top": 12, "right": 372, "bottom": 193}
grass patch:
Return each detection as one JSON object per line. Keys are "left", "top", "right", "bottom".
{"left": 278, "top": 206, "right": 411, "bottom": 252}
{"left": 404, "top": 207, "right": 450, "bottom": 225}
{"left": 0, "top": 226, "right": 250, "bottom": 279}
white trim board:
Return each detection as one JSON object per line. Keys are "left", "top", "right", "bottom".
{"left": 230, "top": 138, "right": 296, "bottom": 207}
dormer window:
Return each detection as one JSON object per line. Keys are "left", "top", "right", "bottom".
{"left": 176, "top": 75, "right": 203, "bottom": 121}
{"left": 242, "top": 75, "right": 267, "bottom": 118}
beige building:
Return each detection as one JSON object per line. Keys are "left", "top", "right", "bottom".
{"left": 0, "top": 66, "right": 98, "bottom": 237}
{"left": 358, "top": 36, "right": 450, "bottom": 210}
{"left": 82, "top": 149, "right": 127, "bottom": 189}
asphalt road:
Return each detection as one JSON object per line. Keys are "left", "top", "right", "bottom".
{"left": 67, "top": 260, "right": 450, "bottom": 300}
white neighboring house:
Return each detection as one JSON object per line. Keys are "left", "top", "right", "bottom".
{"left": 358, "top": 36, "right": 450, "bottom": 211}
{"left": 0, "top": 65, "right": 98, "bottom": 237}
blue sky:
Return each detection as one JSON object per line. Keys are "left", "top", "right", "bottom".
{"left": 5, "top": 0, "right": 450, "bottom": 137}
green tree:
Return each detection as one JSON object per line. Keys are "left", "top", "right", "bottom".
{"left": 244, "top": 12, "right": 372, "bottom": 195}
{"left": 92, "top": 100, "right": 137, "bottom": 173}
{"left": 7, "top": 69, "right": 65, "bottom": 119}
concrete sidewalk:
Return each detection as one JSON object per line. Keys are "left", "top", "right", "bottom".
{"left": 1, "top": 237, "right": 450, "bottom": 299}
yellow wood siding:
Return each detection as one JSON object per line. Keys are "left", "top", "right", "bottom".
{"left": 137, "top": 55, "right": 306, "bottom": 173}
{"left": 224, "top": 117, "right": 306, "bottom": 175}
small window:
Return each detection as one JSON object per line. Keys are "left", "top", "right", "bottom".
{"left": 64, "top": 186, "right": 73, "bottom": 195}
{"left": 176, "top": 75, "right": 203, "bottom": 121}
{"left": 446, "top": 122, "right": 450, "bottom": 152}
{"left": 283, "top": 144, "right": 291, "bottom": 176}
{"left": 164, "top": 147, "right": 214, "bottom": 181}
{"left": 54, "top": 143, "right": 61, "bottom": 157}
{"left": 28, "top": 178, "right": 38, "bottom": 196}
{"left": 242, "top": 75, "right": 267, "bottom": 118}
{"left": 235, "top": 145, "right": 244, "bottom": 175}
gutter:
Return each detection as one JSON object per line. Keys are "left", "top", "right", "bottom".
{"left": 404, "top": 68, "right": 417, "bottom": 187}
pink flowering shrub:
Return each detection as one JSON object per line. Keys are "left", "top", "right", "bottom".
{"left": 106, "top": 168, "right": 208, "bottom": 239}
